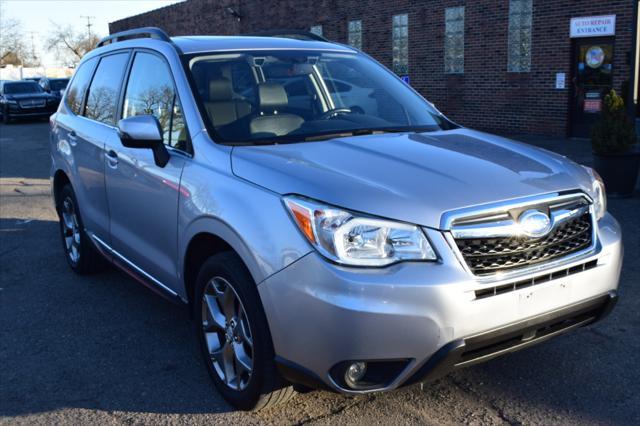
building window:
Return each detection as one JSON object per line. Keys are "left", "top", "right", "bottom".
{"left": 392, "top": 14, "right": 409, "bottom": 75}
{"left": 348, "top": 20, "right": 362, "bottom": 50}
{"left": 507, "top": 0, "right": 532, "bottom": 72}
{"left": 310, "top": 25, "right": 323, "bottom": 37}
{"left": 444, "top": 6, "right": 465, "bottom": 74}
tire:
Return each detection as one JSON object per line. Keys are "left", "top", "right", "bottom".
{"left": 2, "top": 108, "right": 10, "bottom": 124}
{"left": 56, "top": 184, "right": 104, "bottom": 274}
{"left": 194, "top": 252, "right": 296, "bottom": 411}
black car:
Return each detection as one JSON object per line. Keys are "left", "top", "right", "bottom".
{"left": 39, "top": 77, "right": 70, "bottom": 105}
{"left": 0, "top": 80, "right": 58, "bottom": 123}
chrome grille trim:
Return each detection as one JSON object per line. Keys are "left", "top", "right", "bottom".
{"left": 440, "top": 192, "right": 593, "bottom": 230}
{"left": 450, "top": 204, "right": 589, "bottom": 239}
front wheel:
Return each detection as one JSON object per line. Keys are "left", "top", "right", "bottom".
{"left": 194, "top": 252, "right": 295, "bottom": 410}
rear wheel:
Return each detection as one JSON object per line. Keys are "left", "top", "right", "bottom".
{"left": 194, "top": 252, "right": 295, "bottom": 410}
{"left": 57, "top": 184, "right": 104, "bottom": 274}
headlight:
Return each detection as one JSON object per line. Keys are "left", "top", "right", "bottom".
{"left": 582, "top": 166, "right": 607, "bottom": 220}
{"left": 284, "top": 196, "right": 437, "bottom": 266}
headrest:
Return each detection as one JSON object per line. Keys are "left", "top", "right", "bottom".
{"left": 258, "top": 83, "right": 288, "bottom": 111}
{"left": 209, "top": 78, "right": 234, "bottom": 101}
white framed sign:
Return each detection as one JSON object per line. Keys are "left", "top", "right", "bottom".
{"left": 570, "top": 15, "right": 616, "bottom": 38}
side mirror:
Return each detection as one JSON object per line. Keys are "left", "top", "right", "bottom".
{"left": 117, "top": 115, "right": 169, "bottom": 167}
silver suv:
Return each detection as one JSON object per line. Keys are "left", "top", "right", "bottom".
{"left": 50, "top": 28, "right": 623, "bottom": 411}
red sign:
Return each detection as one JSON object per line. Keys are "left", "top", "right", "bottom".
{"left": 584, "top": 99, "right": 602, "bottom": 113}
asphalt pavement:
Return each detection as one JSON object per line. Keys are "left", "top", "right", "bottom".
{"left": 1, "top": 121, "right": 639, "bottom": 425}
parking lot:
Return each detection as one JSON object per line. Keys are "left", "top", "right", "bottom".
{"left": 1, "top": 121, "right": 639, "bottom": 425}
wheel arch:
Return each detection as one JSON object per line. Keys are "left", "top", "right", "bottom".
{"left": 52, "top": 169, "right": 71, "bottom": 211}
{"left": 181, "top": 217, "right": 265, "bottom": 309}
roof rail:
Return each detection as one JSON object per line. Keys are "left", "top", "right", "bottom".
{"left": 243, "top": 29, "right": 329, "bottom": 42}
{"left": 96, "top": 27, "right": 173, "bottom": 48}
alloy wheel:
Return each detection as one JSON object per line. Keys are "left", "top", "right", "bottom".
{"left": 61, "top": 196, "right": 81, "bottom": 263}
{"left": 202, "top": 276, "right": 254, "bottom": 391}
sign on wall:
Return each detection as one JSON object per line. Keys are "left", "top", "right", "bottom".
{"left": 570, "top": 15, "right": 616, "bottom": 38}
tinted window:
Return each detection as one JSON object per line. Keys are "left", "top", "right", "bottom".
{"left": 85, "top": 53, "right": 129, "bottom": 125}
{"left": 4, "top": 82, "right": 43, "bottom": 94}
{"left": 50, "top": 79, "right": 69, "bottom": 91}
{"left": 122, "top": 52, "right": 187, "bottom": 150}
{"left": 65, "top": 57, "right": 98, "bottom": 115}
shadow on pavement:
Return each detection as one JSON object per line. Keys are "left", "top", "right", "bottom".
{"left": 0, "top": 218, "right": 236, "bottom": 416}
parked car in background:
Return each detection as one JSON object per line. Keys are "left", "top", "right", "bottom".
{"left": 39, "top": 77, "right": 70, "bottom": 106}
{"left": 0, "top": 80, "right": 58, "bottom": 123}
{"left": 50, "top": 28, "right": 622, "bottom": 411}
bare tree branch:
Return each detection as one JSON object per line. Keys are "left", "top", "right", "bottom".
{"left": 47, "top": 21, "right": 101, "bottom": 66}
{"left": 0, "top": 7, "right": 27, "bottom": 66}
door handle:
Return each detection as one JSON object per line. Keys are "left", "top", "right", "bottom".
{"left": 106, "top": 150, "right": 119, "bottom": 168}
{"left": 68, "top": 131, "right": 78, "bottom": 146}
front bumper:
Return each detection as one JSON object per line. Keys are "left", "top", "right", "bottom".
{"left": 258, "top": 212, "right": 623, "bottom": 393}
{"left": 5, "top": 103, "right": 57, "bottom": 117}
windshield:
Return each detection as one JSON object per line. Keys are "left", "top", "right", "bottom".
{"left": 188, "top": 50, "right": 454, "bottom": 144}
{"left": 49, "top": 79, "right": 69, "bottom": 91}
{"left": 4, "top": 82, "right": 43, "bottom": 95}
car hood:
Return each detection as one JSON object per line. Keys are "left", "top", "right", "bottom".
{"left": 6, "top": 93, "right": 51, "bottom": 100}
{"left": 231, "top": 129, "right": 595, "bottom": 228}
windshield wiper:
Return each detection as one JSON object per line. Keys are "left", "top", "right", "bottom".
{"left": 303, "top": 126, "right": 438, "bottom": 142}
{"left": 225, "top": 126, "right": 440, "bottom": 146}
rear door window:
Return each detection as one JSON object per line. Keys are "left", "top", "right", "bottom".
{"left": 84, "top": 52, "right": 129, "bottom": 125}
{"left": 65, "top": 57, "right": 98, "bottom": 116}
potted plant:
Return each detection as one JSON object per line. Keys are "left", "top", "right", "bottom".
{"left": 591, "top": 89, "right": 640, "bottom": 198}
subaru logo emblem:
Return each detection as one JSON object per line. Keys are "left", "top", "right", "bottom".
{"left": 518, "top": 209, "right": 552, "bottom": 238}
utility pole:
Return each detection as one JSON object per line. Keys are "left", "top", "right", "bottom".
{"left": 28, "top": 31, "right": 36, "bottom": 63}
{"left": 80, "top": 15, "right": 94, "bottom": 41}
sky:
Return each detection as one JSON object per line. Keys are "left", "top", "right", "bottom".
{"left": 1, "top": 0, "right": 184, "bottom": 67}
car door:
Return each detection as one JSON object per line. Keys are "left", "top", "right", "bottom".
{"left": 104, "top": 50, "right": 189, "bottom": 293}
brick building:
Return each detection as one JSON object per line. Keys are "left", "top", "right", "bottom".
{"left": 110, "top": 0, "right": 639, "bottom": 138}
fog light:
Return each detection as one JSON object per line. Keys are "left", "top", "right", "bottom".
{"left": 345, "top": 361, "right": 367, "bottom": 387}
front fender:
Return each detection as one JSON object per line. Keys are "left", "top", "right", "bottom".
{"left": 177, "top": 140, "right": 311, "bottom": 297}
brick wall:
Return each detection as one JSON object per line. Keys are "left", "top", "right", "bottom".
{"left": 110, "top": 0, "right": 635, "bottom": 137}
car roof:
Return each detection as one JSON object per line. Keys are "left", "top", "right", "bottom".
{"left": 171, "top": 35, "right": 356, "bottom": 55}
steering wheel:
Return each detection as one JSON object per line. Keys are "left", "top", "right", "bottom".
{"left": 319, "top": 108, "right": 352, "bottom": 120}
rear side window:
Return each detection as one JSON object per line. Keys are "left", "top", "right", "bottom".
{"left": 65, "top": 57, "right": 98, "bottom": 115}
{"left": 122, "top": 52, "right": 187, "bottom": 150}
{"left": 85, "top": 52, "right": 129, "bottom": 125}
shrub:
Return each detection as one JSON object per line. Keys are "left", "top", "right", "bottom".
{"left": 591, "top": 89, "right": 637, "bottom": 155}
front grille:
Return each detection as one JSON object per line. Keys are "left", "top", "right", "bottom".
{"left": 19, "top": 100, "right": 46, "bottom": 108}
{"left": 455, "top": 212, "right": 593, "bottom": 275}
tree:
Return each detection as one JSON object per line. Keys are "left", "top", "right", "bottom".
{"left": 0, "top": 8, "right": 27, "bottom": 66}
{"left": 591, "top": 89, "right": 637, "bottom": 155}
{"left": 47, "top": 23, "right": 101, "bottom": 66}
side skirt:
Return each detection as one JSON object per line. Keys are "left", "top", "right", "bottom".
{"left": 88, "top": 232, "right": 187, "bottom": 305}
